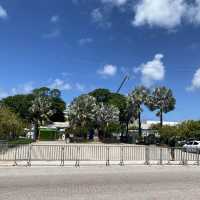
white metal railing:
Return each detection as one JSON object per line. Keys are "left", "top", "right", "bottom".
{"left": 0, "top": 144, "right": 199, "bottom": 166}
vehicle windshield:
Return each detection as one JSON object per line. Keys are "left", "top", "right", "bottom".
{"left": 187, "top": 141, "right": 194, "bottom": 145}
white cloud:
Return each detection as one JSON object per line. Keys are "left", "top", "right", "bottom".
{"left": 0, "top": 5, "right": 8, "bottom": 19}
{"left": 135, "top": 54, "right": 165, "bottom": 87}
{"left": 75, "top": 83, "right": 85, "bottom": 92}
{"left": 43, "top": 29, "right": 61, "bottom": 39}
{"left": 0, "top": 82, "right": 34, "bottom": 99}
{"left": 50, "top": 15, "right": 59, "bottom": 23}
{"left": 133, "top": 0, "right": 186, "bottom": 29}
{"left": 101, "top": 0, "right": 128, "bottom": 6}
{"left": 22, "top": 83, "right": 34, "bottom": 94}
{"left": 73, "top": 0, "right": 200, "bottom": 30}
{"left": 187, "top": 68, "right": 200, "bottom": 91}
{"left": 132, "top": 0, "right": 200, "bottom": 29}
{"left": 91, "top": 8, "right": 103, "bottom": 23}
{"left": 78, "top": 38, "right": 93, "bottom": 46}
{"left": 49, "top": 79, "right": 72, "bottom": 91}
{"left": 0, "top": 89, "right": 8, "bottom": 99}
{"left": 98, "top": 64, "right": 117, "bottom": 77}
{"left": 11, "top": 82, "right": 34, "bottom": 95}
{"left": 91, "top": 8, "right": 112, "bottom": 28}
{"left": 187, "top": 0, "right": 200, "bottom": 24}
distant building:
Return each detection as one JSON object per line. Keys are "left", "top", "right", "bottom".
{"left": 128, "top": 120, "right": 180, "bottom": 144}
{"left": 141, "top": 120, "right": 179, "bottom": 137}
{"left": 47, "top": 122, "right": 70, "bottom": 129}
{"left": 142, "top": 120, "right": 179, "bottom": 130}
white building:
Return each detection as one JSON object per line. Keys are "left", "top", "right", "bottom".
{"left": 142, "top": 120, "right": 179, "bottom": 130}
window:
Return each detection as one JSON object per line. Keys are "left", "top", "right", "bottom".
{"left": 187, "top": 141, "right": 194, "bottom": 145}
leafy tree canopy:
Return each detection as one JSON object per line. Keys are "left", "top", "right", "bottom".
{"left": 89, "top": 88, "right": 111, "bottom": 103}
{"left": 0, "top": 94, "right": 34, "bottom": 121}
{"left": 147, "top": 86, "right": 176, "bottom": 126}
{"left": 89, "top": 88, "right": 127, "bottom": 123}
{"left": 0, "top": 87, "right": 66, "bottom": 122}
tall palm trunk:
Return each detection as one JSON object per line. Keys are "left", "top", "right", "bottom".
{"left": 34, "top": 122, "right": 39, "bottom": 140}
{"left": 160, "top": 109, "right": 163, "bottom": 127}
{"left": 138, "top": 111, "right": 142, "bottom": 138}
{"left": 126, "top": 121, "right": 129, "bottom": 137}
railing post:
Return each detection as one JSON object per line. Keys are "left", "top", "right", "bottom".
{"left": 119, "top": 146, "right": 124, "bottom": 166}
{"left": 185, "top": 150, "right": 188, "bottom": 165}
{"left": 159, "top": 148, "right": 163, "bottom": 165}
{"left": 196, "top": 149, "right": 200, "bottom": 166}
{"left": 180, "top": 148, "right": 184, "bottom": 165}
{"left": 13, "top": 145, "right": 18, "bottom": 166}
{"left": 182, "top": 149, "right": 188, "bottom": 165}
{"left": 27, "top": 144, "right": 32, "bottom": 167}
{"left": 167, "top": 148, "right": 171, "bottom": 165}
{"left": 75, "top": 146, "right": 80, "bottom": 167}
{"left": 106, "top": 146, "right": 110, "bottom": 166}
{"left": 60, "top": 146, "right": 65, "bottom": 166}
{"left": 145, "top": 146, "right": 150, "bottom": 165}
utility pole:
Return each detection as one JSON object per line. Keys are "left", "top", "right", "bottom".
{"left": 116, "top": 75, "right": 129, "bottom": 93}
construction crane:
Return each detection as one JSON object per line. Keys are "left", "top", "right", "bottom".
{"left": 116, "top": 75, "right": 129, "bottom": 93}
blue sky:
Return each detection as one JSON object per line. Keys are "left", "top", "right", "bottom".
{"left": 1, "top": 0, "right": 200, "bottom": 121}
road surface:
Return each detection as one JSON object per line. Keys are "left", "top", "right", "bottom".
{"left": 0, "top": 166, "right": 200, "bottom": 200}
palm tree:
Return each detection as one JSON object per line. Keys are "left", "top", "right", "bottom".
{"left": 96, "top": 103, "right": 119, "bottom": 138}
{"left": 120, "top": 96, "right": 137, "bottom": 137}
{"left": 129, "top": 86, "right": 149, "bottom": 137}
{"left": 29, "top": 95, "right": 54, "bottom": 140}
{"left": 68, "top": 95, "right": 98, "bottom": 138}
{"left": 147, "top": 87, "right": 176, "bottom": 127}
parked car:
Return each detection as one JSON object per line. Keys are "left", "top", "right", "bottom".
{"left": 177, "top": 140, "right": 187, "bottom": 146}
{"left": 183, "top": 140, "right": 200, "bottom": 153}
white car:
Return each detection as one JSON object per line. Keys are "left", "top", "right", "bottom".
{"left": 183, "top": 141, "right": 200, "bottom": 153}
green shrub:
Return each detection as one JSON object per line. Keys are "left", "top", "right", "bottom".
{"left": 0, "top": 106, "right": 25, "bottom": 140}
{"left": 39, "top": 129, "right": 59, "bottom": 141}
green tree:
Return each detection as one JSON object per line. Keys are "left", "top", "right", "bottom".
{"left": 32, "top": 87, "right": 50, "bottom": 96}
{"left": 0, "top": 106, "right": 24, "bottom": 140}
{"left": 122, "top": 96, "right": 138, "bottom": 137}
{"left": 178, "top": 120, "right": 200, "bottom": 139}
{"left": 129, "top": 86, "right": 149, "bottom": 137}
{"left": 32, "top": 87, "right": 66, "bottom": 122}
{"left": 89, "top": 88, "right": 128, "bottom": 134}
{"left": 0, "top": 94, "right": 34, "bottom": 121}
{"left": 1, "top": 87, "right": 66, "bottom": 123}
{"left": 89, "top": 88, "right": 111, "bottom": 103}
{"left": 150, "top": 123, "right": 178, "bottom": 144}
{"left": 108, "top": 93, "right": 127, "bottom": 123}
{"left": 50, "top": 89, "right": 61, "bottom": 98}
{"left": 50, "top": 97, "right": 66, "bottom": 122}
{"left": 147, "top": 87, "right": 176, "bottom": 127}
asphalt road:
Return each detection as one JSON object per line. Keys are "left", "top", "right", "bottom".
{"left": 0, "top": 166, "right": 200, "bottom": 200}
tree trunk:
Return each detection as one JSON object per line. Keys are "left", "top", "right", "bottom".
{"left": 34, "top": 122, "right": 39, "bottom": 140}
{"left": 126, "top": 121, "right": 129, "bottom": 137}
{"left": 160, "top": 109, "right": 163, "bottom": 127}
{"left": 138, "top": 112, "right": 142, "bottom": 138}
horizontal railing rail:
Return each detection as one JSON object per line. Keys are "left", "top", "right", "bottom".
{"left": 0, "top": 144, "right": 200, "bottom": 166}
